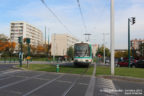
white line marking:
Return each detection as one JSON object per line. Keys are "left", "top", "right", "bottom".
{"left": 0, "top": 76, "right": 13, "bottom": 81}
{"left": 79, "top": 83, "right": 88, "bottom": 86}
{"left": 22, "top": 75, "right": 64, "bottom": 96}
{"left": 85, "top": 63, "right": 96, "bottom": 96}
{"left": 56, "top": 80, "right": 72, "bottom": 84}
{"left": 99, "top": 79, "right": 117, "bottom": 95}
{"left": 0, "top": 70, "right": 21, "bottom": 76}
{"left": 0, "top": 73, "right": 46, "bottom": 90}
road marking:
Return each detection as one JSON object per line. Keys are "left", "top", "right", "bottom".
{"left": 22, "top": 74, "right": 64, "bottom": 96}
{"left": 0, "top": 70, "right": 21, "bottom": 76}
{"left": 56, "top": 80, "right": 72, "bottom": 84}
{"left": 0, "top": 72, "right": 46, "bottom": 90}
{"left": 85, "top": 63, "right": 96, "bottom": 96}
{"left": 97, "top": 78, "right": 117, "bottom": 95}
{"left": 79, "top": 83, "right": 88, "bottom": 86}
{"left": 0, "top": 76, "right": 13, "bottom": 81}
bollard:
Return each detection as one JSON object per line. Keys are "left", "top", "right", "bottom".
{"left": 56, "top": 64, "right": 59, "bottom": 72}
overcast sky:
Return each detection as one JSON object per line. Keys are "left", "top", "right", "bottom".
{"left": 0, "top": 0, "right": 144, "bottom": 49}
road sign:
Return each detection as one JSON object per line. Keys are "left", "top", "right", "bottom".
{"left": 26, "top": 56, "right": 31, "bottom": 60}
{"left": 98, "top": 54, "right": 101, "bottom": 58}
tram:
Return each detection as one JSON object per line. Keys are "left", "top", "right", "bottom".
{"left": 74, "top": 42, "right": 93, "bottom": 67}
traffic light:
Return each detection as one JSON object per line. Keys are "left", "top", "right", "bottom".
{"left": 26, "top": 38, "right": 30, "bottom": 44}
{"left": 18, "top": 36, "right": 22, "bottom": 44}
{"left": 132, "top": 17, "right": 136, "bottom": 25}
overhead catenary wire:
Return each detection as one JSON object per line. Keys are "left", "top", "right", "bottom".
{"left": 76, "top": 0, "right": 88, "bottom": 34}
{"left": 40, "top": 0, "right": 75, "bottom": 37}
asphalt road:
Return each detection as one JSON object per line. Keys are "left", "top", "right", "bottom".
{"left": 0, "top": 64, "right": 16, "bottom": 71}
{"left": 0, "top": 64, "right": 144, "bottom": 96}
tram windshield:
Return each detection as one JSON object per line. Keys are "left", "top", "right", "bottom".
{"left": 74, "top": 43, "right": 90, "bottom": 57}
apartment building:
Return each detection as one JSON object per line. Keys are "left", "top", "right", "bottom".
{"left": 10, "top": 21, "right": 43, "bottom": 51}
{"left": 131, "top": 39, "right": 144, "bottom": 50}
{"left": 51, "top": 34, "right": 79, "bottom": 56}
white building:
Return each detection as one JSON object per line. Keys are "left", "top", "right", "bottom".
{"left": 51, "top": 34, "right": 79, "bottom": 56}
{"left": 92, "top": 44, "right": 99, "bottom": 57}
{"left": 10, "top": 21, "right": 43, "bottom": 51}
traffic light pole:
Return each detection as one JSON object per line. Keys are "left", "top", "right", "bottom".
{"left": 20, "top": 43, "right": 22, "bottom": 67}
{"left": 128, "top": 18, "right": 131, "bottom": 68}
{"left": 18, "top": 36, "right": 23, "bottom": 67}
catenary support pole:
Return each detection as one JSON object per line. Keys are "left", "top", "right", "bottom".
{"left": 110, "top": 0, "right": 115, "bottom": 75}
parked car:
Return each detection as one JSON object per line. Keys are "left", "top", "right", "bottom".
{"left": 117, "top": 59, "right": 137, "bottom": 67}
{"left": 131, "top": 60, "right": 144, "bottom": 68}
{"left": 105, "top": 59, "right": 110, "bottom": 64}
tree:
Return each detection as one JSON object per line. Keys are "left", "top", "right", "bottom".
{"left": 0, "top": 40, "right": 16, "bottom": 57}
{"left": 37, "top": 45, "right": 45, "bottom": 54}
{"left": 67, "top": 46, "right": 74, "bottom": 60}
{"left": 115, "top": 50, "right": 133, "bottom": 59}
{"left": 0, "top": 34, "right": 8, "bottom": 41}
{"left": 31, "top": 45, "right": 37, "bottom": 55}
{"left": 139, "top": 43, "right": 144, "bottom": 57}
{"left": 96, "top": 45, "right": 110, "bottom": 57}
{"left": 0, "top": 34, "right": 16, "bottom": 57}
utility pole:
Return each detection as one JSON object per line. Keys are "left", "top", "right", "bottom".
{"left": 84, "top": 33, "right": 91, "bottom": 42}
{"left": 53, "top": 33, "right": 56, "bottom": 62}
{"left": 47, "top": 28, "right": 50, "bottom": 57}
{"left": 102, "top": 33, "right": 109, "bottom": 65}
{"left": 128, "top": 17, "right": 136, "bottom": 67}
{"left": 45, "top": 26, "right": 46, "bottom": 46}
{"left": 110, "top": 0, "right": 115, "bottom": 75}
{"left": 45, "top": 26, "right": 47, "bottom": 61}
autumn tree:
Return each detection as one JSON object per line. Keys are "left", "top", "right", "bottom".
{"left": 37, "top": 45, "right": 45, "bottom": 54}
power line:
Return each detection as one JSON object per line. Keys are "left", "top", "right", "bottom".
{"left": 76, "top": 0, "right": 88, "bottom": 34}
{"left": 40, "top": 0, "right": 75, "bottom": 37}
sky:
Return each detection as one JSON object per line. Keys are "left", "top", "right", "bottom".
{"left": 0, "top": 0, "right": 144, "bottom": 49}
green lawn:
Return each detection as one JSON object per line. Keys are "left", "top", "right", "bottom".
{"left": 18, "top": 64, "right": 94, "bottom": 75}
{"left": 96, "top": 66, "right": 144, "bottom": 78}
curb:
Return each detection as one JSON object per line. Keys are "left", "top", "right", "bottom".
{"left": 12, "top": 65, "right": 26, "bottom": 70}
{"left": 97, "top": 75, "right": 144, "bottom": 83}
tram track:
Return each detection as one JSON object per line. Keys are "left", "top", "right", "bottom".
{"left": 62, "top": 64, "right": 90, "bottom": 96}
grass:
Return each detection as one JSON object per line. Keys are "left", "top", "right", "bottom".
{"left": 96, "top": 66, "right": 144, "bottom": 78}
{"left": 16, "top": 64, "right": 144, "bottom": 78}
{"left": 31, "top": 58, "right": 49, "bottom": 61}
{"left": 17, "top": 64, "right": 94, "bottom": 75}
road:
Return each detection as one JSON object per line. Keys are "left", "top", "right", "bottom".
{"left": 0, "top": 64, "right": 143, "bottom": 96}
